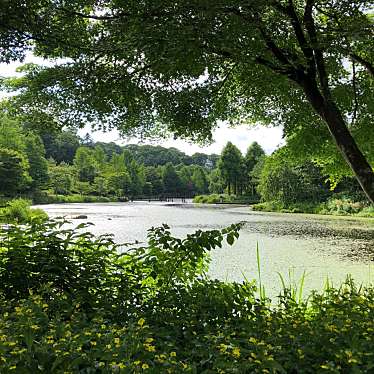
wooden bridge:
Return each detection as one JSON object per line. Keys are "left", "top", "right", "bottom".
{"left": 130, "top": 194, "right": 194, "bottom": 202}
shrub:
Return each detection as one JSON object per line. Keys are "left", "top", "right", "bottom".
{"left": 193, "top": 194, "right": 240, "bottom": 204}
{"left": 33, "top": 193, "right": 118, "bottom": 204}
{"left": 0, "top": 221, "right": 373, "bottom": 372}
{"left": 0, "top": 198, "right": 48, "bottom": 223}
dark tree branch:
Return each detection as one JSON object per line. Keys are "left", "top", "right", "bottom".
{"left": 255, "top": 56, "right": 304, "bottom": 83}
{"left": 350, "top": 53, "right": 374, "bottom": 78}
{"left": 57, "top": 8, "right": 126, "bottom": 21}
{"left": 303, "top": 0, "right": 330, "bottom": 99}
{"left": 271, "top": 0, "right": 315, "bottom": 75}
{"left": 258, "top": 26, "right": 292, "bottom": 67}
{"left": 314, "top": 5, "right": 374, "bottom": 78}
{"left": 211, "top": 63, "right": 238, "bottom": 97}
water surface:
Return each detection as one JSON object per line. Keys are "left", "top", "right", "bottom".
{"left": 36, "top": 202, "right": 374, "bottom": 298}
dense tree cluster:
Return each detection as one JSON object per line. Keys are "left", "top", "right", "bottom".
{"left": 217, "top": 142, "right": 265, "bottom": 196}
{"left": 0, "top": 115, "right": 220, "bottom": 198}
{"left": 1, "top": 112, "right": 364, "bottom": 206}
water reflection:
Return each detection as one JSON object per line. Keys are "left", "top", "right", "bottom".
{"left": 36, "top": 202, "right": 374, "bottom": 298}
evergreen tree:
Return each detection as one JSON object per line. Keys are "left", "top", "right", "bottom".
{"left": 218, "top": 143, "right": 243, "bottom": 195}
{"left": 192, "top": 167, "right": 208, "bottom": 194}
{"left": 208, "top": 169, "right": 224, "bottom": 194}
{"left": 244, "top": 142, "right": 265, "bottom": 195}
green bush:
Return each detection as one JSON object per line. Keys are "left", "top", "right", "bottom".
{"left": 0, "top": 220, "right": 373, "bottom": 372}
{"left": 193, "top": 194, "right": 245, "bottom": 204}
{"left": 0, "top": 198, "right": 48, "bottom": 223}
{"left": 252, "top": 199, "right": 373, "bottom": 217}
{"left": 33, "top": 193, "right": 119, "bottom": 204}
{"left": 358, "top": 205, "right": 374, "bottom": 218}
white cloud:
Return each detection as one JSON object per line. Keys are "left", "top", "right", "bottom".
{"left": 82, "top": 122, "right": 284, "bottom": 156}
{"left": 0, "top": 54, "right": 51, "bottom": 77}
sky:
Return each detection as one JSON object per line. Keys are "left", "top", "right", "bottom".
{"left": 0, "top": 55, "right": 284, "bottom": 156}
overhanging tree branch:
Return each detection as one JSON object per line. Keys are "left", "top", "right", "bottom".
{"left": 350, "top": 53, "right": 374, "bottom": 78}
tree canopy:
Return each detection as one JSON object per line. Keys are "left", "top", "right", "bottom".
{"left": 0, "top": 0, "right": 373, "bottom": 201}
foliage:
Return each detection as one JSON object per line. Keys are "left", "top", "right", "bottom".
{"left": 24, "top": 134, "right": 49, "bottom": 189}
{"left": 193, "top": 194, "right": 259, "bottom": 205}
{"left": 0, "top": 219, "right": 242, "bottom": 313}
{"left": 0, "top": 198, "right": 48, "bottom": 223}
{"left": 48, "top": 162, "right": 74, "bottom": 195}
{"left": 252, "top": 198, "right": 374, "bottom": 217}
{"left": 0, "top": 148, "right": 31, "bottom": 195}
{"left": 106, "top": 172, "right": 131, "bottom": 197}
{"left": 258, "top": 153, "right": 329, "bottom": 206}
{"left": 208, "top": 168, "right": 225, "bottom": 194}
{"left": 73, "top": 147, "right": 98, "bottom": 183}
{"left": 244, "top": 142, "right": 266, "bottom": 195}
{"left": 0, "top": 221, "right": 373, "bottom": 372}
{"left": 218, "top": 142, "right": 244, "bottom": 195}
{"left": 245, "top": 142, "right": 265, "bottom": 176}
{"left": 41, "top": 129, "right": 81, "bottom": 164}
{"left": 0, "top": 114, "right": 26, "bottom": 152}
{"left": 319, "top": 197, "right": 374, "bottom": 217}
{"left": 162, "top": 163, "right": 181, "bottom": 194}
{"left": 32, "top": 193, "right": 120, "bottom": 204}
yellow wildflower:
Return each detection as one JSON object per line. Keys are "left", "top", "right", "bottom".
{"left": 114, "top": 338, "right": 120, "bottom": 344}
{"left": 138, "top": 318, "right": 145, "bottom": 327}
{"left": 144, "top": 344, "right": 155, "bottom": 352}
{"left": 142, "top": 363, "right": 149, "bottom": 369}
{"left": 170, "top": 351, "right": 177, "bottom": 357}
{"left": 232, "top": 347, "right": 240, "bottom": 358}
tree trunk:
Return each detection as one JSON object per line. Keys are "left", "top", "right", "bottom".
{"left": 302, "top": 78, "right": 374, "bottom": 204}
{"left": 322, "top": 104, "right": 374, "bottom": 204}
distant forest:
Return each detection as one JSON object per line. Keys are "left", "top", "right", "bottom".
{"left": 1, "top": 114, "right": 369, "bottom": 216}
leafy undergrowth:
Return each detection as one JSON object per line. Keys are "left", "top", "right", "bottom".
{"left": 252, "top": 199, "right": 374, "bottom": 218}
{"left": 0, "top": 198, "right": 48, "bottom": 223}
{"left": 0, "top": 220, "right": 373, "bottom": 373}
{"left": 32, "top": 193, "right": 125, "bottom": 204}
{"left": 193, "top": 194, "right": 259, "bottom": 205}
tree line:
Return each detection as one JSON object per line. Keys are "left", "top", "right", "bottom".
{"left": 0, "top": 115, "right": 218, "bottom": 198}
{"left": 0, "top": 113, "right": 365, "bottom": 206}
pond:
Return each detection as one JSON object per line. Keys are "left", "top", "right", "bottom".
{"left": 36, "top": 201, "right": 374, "bottom": 299}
